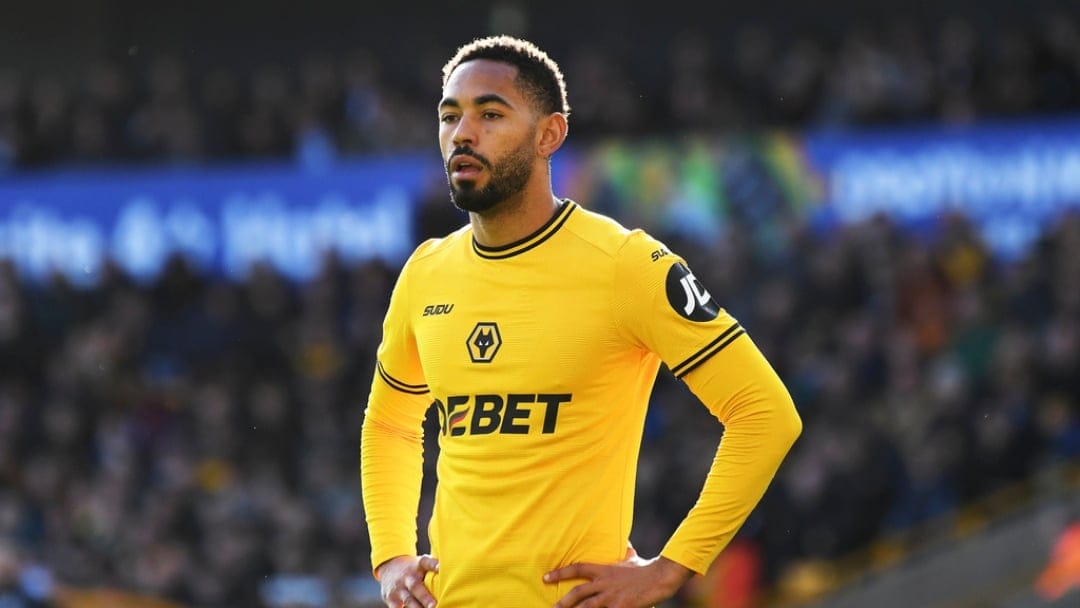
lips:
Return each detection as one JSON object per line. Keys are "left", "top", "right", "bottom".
{"left": 450, "top": 154, "right": 485, "bottom": 179}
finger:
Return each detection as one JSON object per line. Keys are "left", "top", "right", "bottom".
{"left": 553, "top": 581, "right": 600, "bottom": 608}
{"left": 399, "top": 574, "right": 434, "bottom": 599}
{"left": 418, "top": 555, "right": 440, "bottom": 573}
{"left": 393, "top": 587, "right": 425, "bottom": 608}
{"left": 544, "top": 562, "right": 601, "bottom": 583}
{"left": 407, "top": 575, "right": 437, "bottom": 608}
{"left": 396, "top": 586, "right": 430, "bottom": 608}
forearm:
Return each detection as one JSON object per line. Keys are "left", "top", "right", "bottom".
{"left": 360, "top": 387, "right": 429, "bottom": 571}
{"left": 660, "top": 340, "right": 801, "bottom": 574}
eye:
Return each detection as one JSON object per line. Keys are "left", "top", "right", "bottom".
{"left": 482, "top": 111, "right": 502, "bottom": 120}
{"left": 440, "top": 113, "right": 459, "bottom": 124}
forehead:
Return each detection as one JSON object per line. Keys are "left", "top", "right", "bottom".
{"left": 443, "top": 59, "right": 524, "bottom": 104}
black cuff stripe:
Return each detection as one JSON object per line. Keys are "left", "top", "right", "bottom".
{"left": 670, "top": 323, "right": 742, "bottom": 376}
{"left": 674, "top": 329, "right": 746, "bottom": 379}
{"left": 376, "top": 362, "right": 429, "bottom": 395}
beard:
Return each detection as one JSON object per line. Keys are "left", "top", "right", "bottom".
{"left": 447, "top": 140, "right": 534, "bottom": 213}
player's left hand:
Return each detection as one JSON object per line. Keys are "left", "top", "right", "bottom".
{"left": 544, "top": 547, "right": 694, "bottom": 608}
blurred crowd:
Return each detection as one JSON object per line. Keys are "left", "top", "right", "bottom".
{"left": 4, "top": 4, "right": 1080, "bottom": 608}
{"left": 1, "top": 197, "right": 1078, "bottom": 606}
{"left": 1, "top": 10, "right": 1080, "bottom": 169}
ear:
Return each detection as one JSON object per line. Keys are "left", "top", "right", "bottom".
{"left": 536, "top": 112, "right": 568, "bottom": 159}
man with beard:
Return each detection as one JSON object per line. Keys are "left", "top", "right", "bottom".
{"left": 360, "top": 35, "right": 801, "bottom": 608}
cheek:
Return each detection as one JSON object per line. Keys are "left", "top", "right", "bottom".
{"left": 439, "top": 141, "right": 455, "bottom": 164}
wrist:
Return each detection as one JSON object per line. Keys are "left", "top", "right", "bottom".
{"left": 373, "top": 554, "right": 413, "bottom": 581}
{"left": 653, "top": 556, "right": 694, "bottom": 590}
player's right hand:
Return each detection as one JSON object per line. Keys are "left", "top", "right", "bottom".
{"left": 376, "top": 554, "right": 440, "bottom": 608}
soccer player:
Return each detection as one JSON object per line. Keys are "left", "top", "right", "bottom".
{"left": 360, "top": 35, "right": 802, "bottom": 608}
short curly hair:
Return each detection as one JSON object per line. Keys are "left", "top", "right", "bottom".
{"left": 442, "top": 35, "right": 570, "bottom": 117}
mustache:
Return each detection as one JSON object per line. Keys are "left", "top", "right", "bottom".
{"left": 447, "top": 147, "right": 492, "bottom": 172}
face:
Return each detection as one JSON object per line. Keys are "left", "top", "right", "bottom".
{"left": 438, "top": 59, "right": 538, "bottom": 213}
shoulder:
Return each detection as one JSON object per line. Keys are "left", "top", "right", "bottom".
{"left": 561, "top": 201, "right": 677, "bottom": 270}
{"left": 616, "top": 228, "right": 676, "bottom": 265}
{"left": 561, "top": 201, "right": 639, "bottom": 258}
{"left": 401, "top": 223, "right": 472, "bottom": 270}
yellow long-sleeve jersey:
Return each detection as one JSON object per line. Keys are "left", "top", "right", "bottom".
{"left": 361, "top": 200, "right": 801, "bottom": 607}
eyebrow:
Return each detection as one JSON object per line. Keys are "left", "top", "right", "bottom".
{"left": 438, "top": 93, "right": 515, "bottom": 111}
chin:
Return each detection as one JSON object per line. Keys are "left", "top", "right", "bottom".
{"left": 451, "top": 189, "right": 502, "bottom": 213}
{"left": 453, "top": 176, "right": 485, "bottom": 190}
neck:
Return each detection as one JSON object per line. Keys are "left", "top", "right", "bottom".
{"left": 469, "top": 186, "right": 561, "bottom": 248}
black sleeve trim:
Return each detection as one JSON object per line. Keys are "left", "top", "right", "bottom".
{"left": 670, "top": 323, "right": 745, "bottom": 378}
{"left": 376, "top": 361, "right": 430, "bottom": 395}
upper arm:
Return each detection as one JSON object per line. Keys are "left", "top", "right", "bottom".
{"left": 614, "top": 230, "right": 747, "bottom": 382}
{"left": 367, "top": 258, "right": 431, "bottom": 429}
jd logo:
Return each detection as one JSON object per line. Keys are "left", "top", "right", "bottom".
{"left": 466, "top": 322, "right": 502, "bottom": 363}
{"left": 665, "top": 262, "right": 720, "bottom": 322}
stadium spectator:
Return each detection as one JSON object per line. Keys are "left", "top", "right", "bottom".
{"left": 3, "top": 4, "right": 1080, "bottom": 607}
{"left": 1, "top": 13, "right": 1079, "bottom": 167}
{"left": 2, "top": 204, "right": 1079, "bottom": 605}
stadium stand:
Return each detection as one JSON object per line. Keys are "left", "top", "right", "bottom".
{"left": 1, "top": 1, "right": 1079, "bottom": 606}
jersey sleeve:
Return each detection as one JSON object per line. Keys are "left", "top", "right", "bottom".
{"left": 613, "top": 229, "right": 743, "bottom": 373}
{"left": 614, "top": 230, "right": 802, "bottom": 575}
{"left": 360, "top": 251, "right": 434, "bottom": 575}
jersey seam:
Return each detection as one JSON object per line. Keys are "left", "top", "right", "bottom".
{"left": 560, "top": 218, "right": 630, "bottom": 262}
{"left": 610, "top": 231, "right": 647, "bottom": 347}
{"left": 400, "top": 249, "right": 430, "bottom": 392}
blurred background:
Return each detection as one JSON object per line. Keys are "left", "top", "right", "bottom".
{"left": 2, "top": 0, "right": 1080, "bottom": 606}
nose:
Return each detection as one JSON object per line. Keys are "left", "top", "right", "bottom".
{"left": 451, "top": 114, "right": 477, "bottom": 148}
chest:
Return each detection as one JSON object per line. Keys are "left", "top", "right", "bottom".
{"left": 410, "top": 260, "right": 619, "bottom": 393}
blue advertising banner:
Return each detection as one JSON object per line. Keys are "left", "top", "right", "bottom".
{"left": 802, "top": 116, "right": 1080, "bottom": 258}
{"left": 4, "top": 116, "right": 1080, "bottom": 284}
{"left": 0, "top": 156, "right": 436, "bottom": 284}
